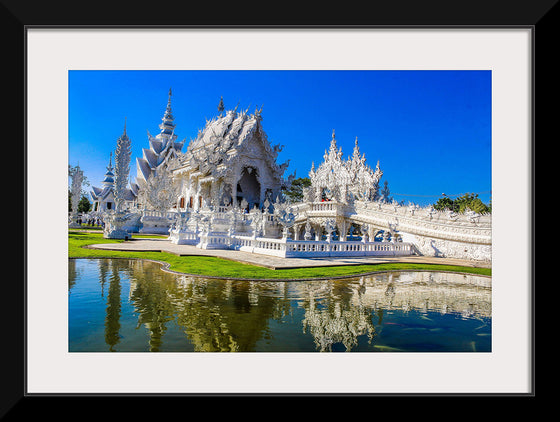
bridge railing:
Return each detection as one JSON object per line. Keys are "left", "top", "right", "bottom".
{"left": 284, "top": 240, "right": 413, "bottom": 257}
{"left": 142, "top": 210, "right": 178, "bottom": 219}
{"left": 229, "top": 234, "right": 413, "bottom": 258}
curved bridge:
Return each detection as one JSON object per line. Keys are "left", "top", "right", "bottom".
{"left": 290, "top": 200, "right": 491, "bottom": 262}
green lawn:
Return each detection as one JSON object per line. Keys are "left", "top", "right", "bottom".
{"left": 68, "top": 231, "right": 491, "bottom": 280}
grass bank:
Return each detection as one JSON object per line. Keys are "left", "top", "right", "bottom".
{"left": 68, "top": 231, "right": 491, "bottom": 280}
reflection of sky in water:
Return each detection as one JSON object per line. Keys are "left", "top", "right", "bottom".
{"left": 69, "top": 259, "right": 491, "bottom": 353}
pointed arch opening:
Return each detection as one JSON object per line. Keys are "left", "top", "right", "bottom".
{"left": 237, "top": 167, "right": 261, "bottom": 209}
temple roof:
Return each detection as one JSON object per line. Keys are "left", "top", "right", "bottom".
{"left": 135, "top": 88, "right": 185, "bottom": 185}
{"left": 90, "top": 185, "right": 136, "bottom": 202}
{"left": 101, "top": 153, "right": 115, "bottom": 187}
{"left": 176, "top": 104, "right": 290, "bottom": 182}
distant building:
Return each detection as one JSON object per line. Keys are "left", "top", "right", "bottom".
{"left": 90, "top": 152, "right": 137, "bottom": 212}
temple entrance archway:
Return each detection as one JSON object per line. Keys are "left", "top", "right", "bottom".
{"left": 237, "top": 167, "right": 261, "bottom": 209}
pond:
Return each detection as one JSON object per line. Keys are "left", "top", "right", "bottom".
{"left": 69, "top": 258, "right": 491, "bottom": 352}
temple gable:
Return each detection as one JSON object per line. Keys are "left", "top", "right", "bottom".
{"left": 172, "top": 104, "right": 290, "bottom": 211}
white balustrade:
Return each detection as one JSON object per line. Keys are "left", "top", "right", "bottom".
{"left": 142, "top": 209, "right": 178, "bottom": 219}
{"left": 227, "top": 234, "right": 413, "bottom": 258}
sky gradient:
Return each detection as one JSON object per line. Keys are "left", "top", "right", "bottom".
{"left": 68, "top": 70, "right": 491, "bottom": 206}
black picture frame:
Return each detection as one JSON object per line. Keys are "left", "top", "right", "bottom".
{"left": 10, "top": 0, "right": 551, "bottom": 414}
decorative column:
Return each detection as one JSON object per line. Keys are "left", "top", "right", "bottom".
{"left": 325, "top": 219, "right": 335, "bottom": 243}
{"left": 69, "top": 165, "right": 84, "bottom": 228}
{"left": 314, "top": 224, "right": 322, "bottom": 241}
{"left": 336, "top": 217, "right": 348, "bottom": 241}
{"left": 104, "top": 121, "right": 133, "bottom": 239}
{"left": 304, "top": 221, "right": 313, "bottom": 240}
{"left": 293, "top": 223, "right": 300, "bottom": 240}
{"left": 195, "top": 178, "right": 202, "bottom": 211}
{"left": 361, "top": 224, "right": 369, "bottom": 243}
{"left": 113, "top": 120, "right": 131, "bottom": 213}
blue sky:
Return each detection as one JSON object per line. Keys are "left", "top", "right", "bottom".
{"left": 68, "top": 70, "right": 491, "bottom": 206}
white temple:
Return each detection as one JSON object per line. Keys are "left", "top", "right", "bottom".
{"left": 171, "top": 104, "right": 292, "bottom": 212}
{"left": 90, "top": 151, "right": 138, "bottom": 213}
{"left": 86, "top": 90, "right": 491, "bottom": 262}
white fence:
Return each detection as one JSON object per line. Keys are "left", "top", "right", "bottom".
{"left": 168, "top": 226, "right": 414, "bottom": 257}
{"left": 230, "top": 235, "right": 413, "bottom": 258}
{"left": 142, "top": 210, "right": 178, "bottom": 219}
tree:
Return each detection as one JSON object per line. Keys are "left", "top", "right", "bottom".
{"left": 68, "top": 191, "right": 92, "bottom": 213}
{"left": 379, "top": 180, "right": 392, "bottom": 203}
{"left": 433, "top": 193, "right": 490, "bottom": 214}
{"left": 433, "top": 196, "right": 456, "bottom": 212}
{"left": 78, "top": 196, "right": 91, "bottom": 213}
{"left": 454, "top": 193, "right": 490, "bottom": 214}
{"left": 282, "top": 177, "right": 311, "bottom": 203}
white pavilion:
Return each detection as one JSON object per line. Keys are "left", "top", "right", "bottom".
{"left": 171, "top": 103, "right": 292, "bottom": 212}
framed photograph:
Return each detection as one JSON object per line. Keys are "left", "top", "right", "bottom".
{"left": 13, "top": 2, "right": 548, "bottom": 408}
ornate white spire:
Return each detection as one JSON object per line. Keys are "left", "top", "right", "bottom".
{"left": 101, "top": 152, "right": 114, "bottom": 187}
{"left": 311, "top": 131, "right": 382, "bottom": 203}
{"left": 136, "top": 89, "right": 185, "bottom": 187}
{"left": 159, "top": 87, "right": 176, "bottom": 138}
{"left": 114, "top": 120, "right": 132, "bottom": 212}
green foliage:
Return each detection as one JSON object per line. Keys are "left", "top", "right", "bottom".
{"left": 78, "top": 196, "right": 91, "bottom": 213}
{"left": 433, "top": 196, "right": 456, "bottom": 212}
{"left": 282, "top": 177, "right": 311, "bottom": 202}
{"left": 68, "top": 191, "right": 92, "bottom": 213}
{"left": 379, "top": 180, "right": 392, "bottom": 203}
{"left": 433, "top": 193, "right": 491, "bottom": 214}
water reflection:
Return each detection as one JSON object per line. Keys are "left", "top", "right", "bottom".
{"left": 68, "top": 259, "right": 491, "bottom": 352}
{"left": 105, "top": 261, "right": 122, "bottom": 351}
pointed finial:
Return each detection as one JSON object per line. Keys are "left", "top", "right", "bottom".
{"left": 218, "top": 96, "right": 225, "bottom": 114}
{"left": 254, "top": 104, "right": 264, "bottom": 119}
{"left": 166, "top": 88, "right": 173, "bottom": 111}
{"left": 329, "top": 129, "right": 338, "bottom": 151}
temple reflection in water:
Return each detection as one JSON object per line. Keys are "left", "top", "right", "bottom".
{"left": 68, "top": 259, "right": 491, "bottom": 352}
